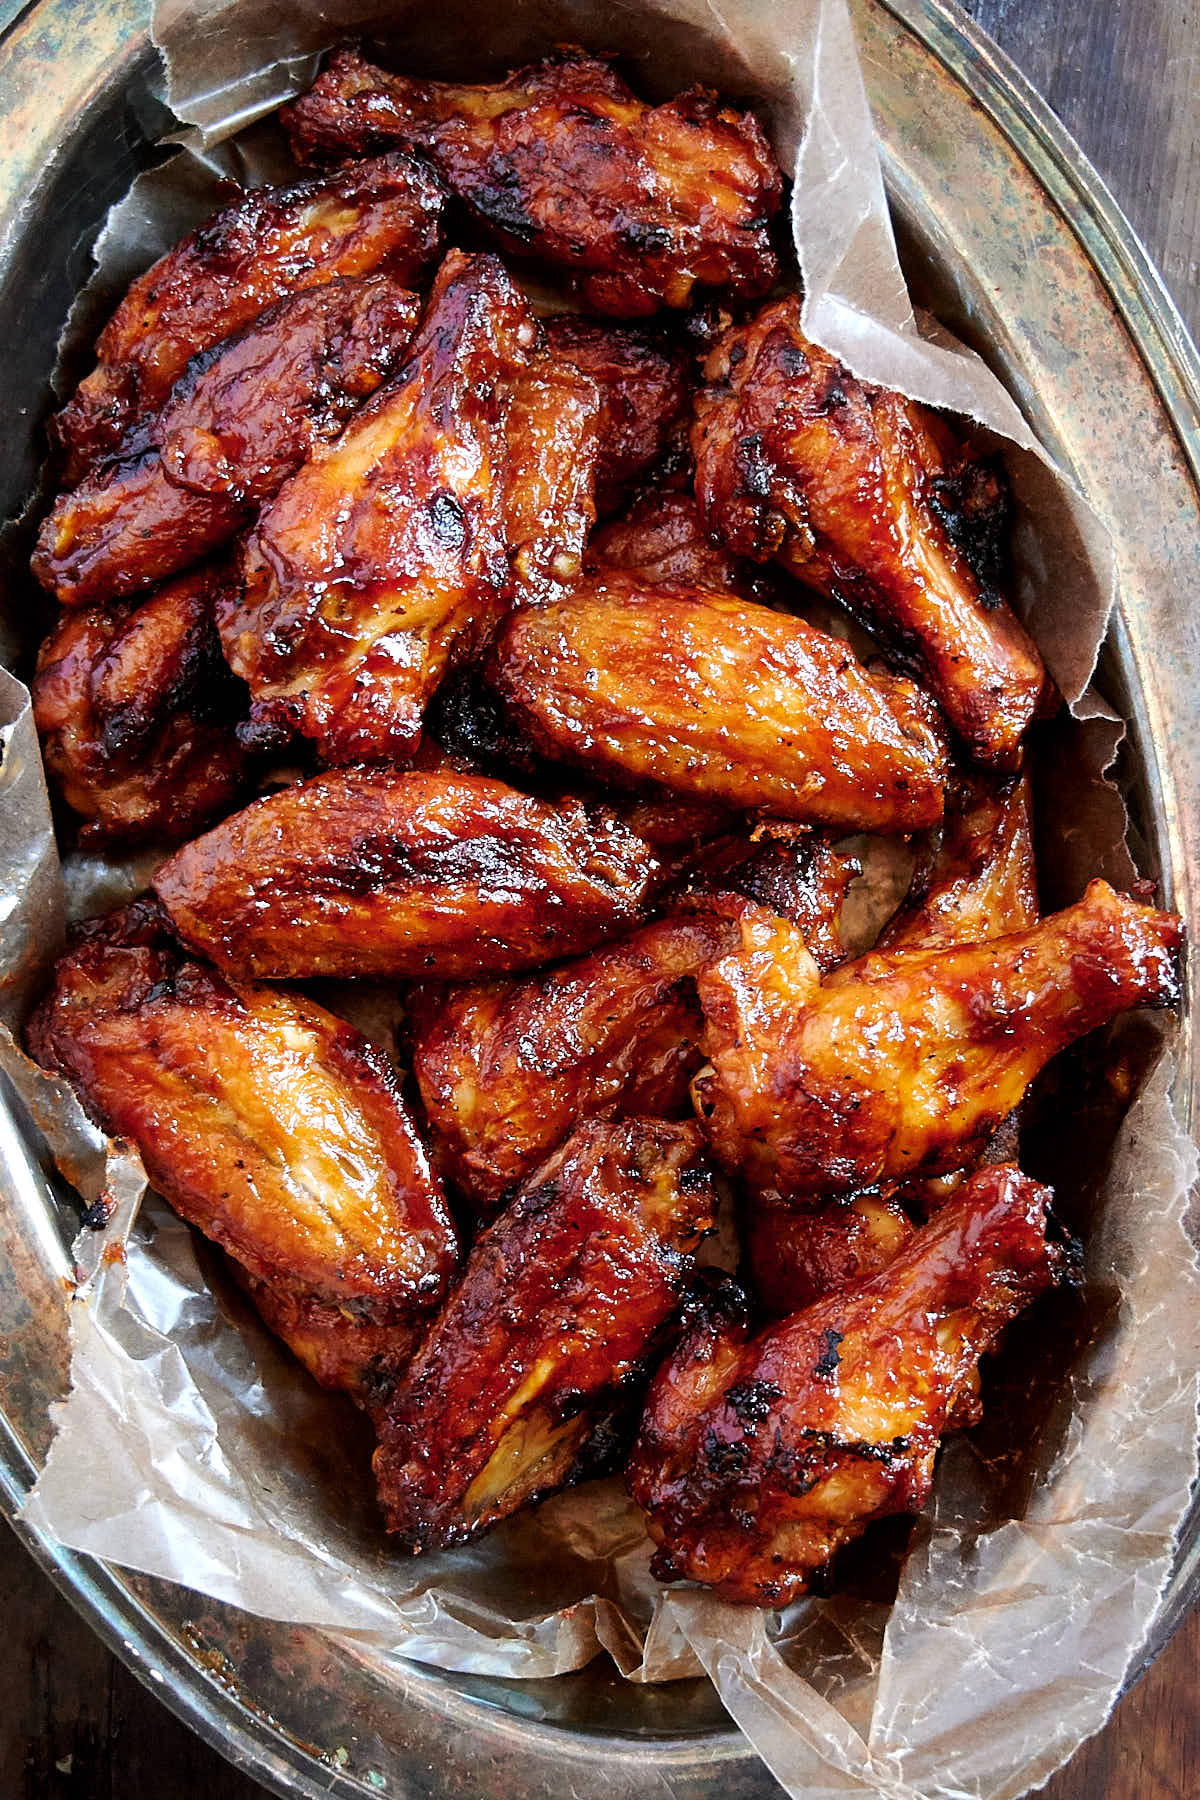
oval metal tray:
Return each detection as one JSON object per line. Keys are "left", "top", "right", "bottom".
{"left": 0, "top": 1, "right": 1197, "bottom": 1795}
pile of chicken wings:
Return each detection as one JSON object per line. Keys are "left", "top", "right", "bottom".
{"left": 26, "top": 48, "right": 1183, "bottom": 1607}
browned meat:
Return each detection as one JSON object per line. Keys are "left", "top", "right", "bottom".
{"left": 282, "top": 49, "right": 781, "bottom": 317}
{"left": 27, "top": 907, "right": 458, "bottom": 1401}
{"left": 692, "top": 298, "right": 1050, "bottom": 765}
{"left": 31, "top": 564, "right": 247, "bottom": 847}
{"left": 585, "top": 489, "right": 767, "bottom": 597}
{"left": 52, "top": 154, "right": 444, "bottom": 484}
{"left": 372, "top": 1118, "right": 717, "bottom": 1548}
{"left": 746, "top": 1190, "right": 915, "bottom": 1317}
{"left": 544, "top": 319, "right": 692, "bottom": 511}
{"left": 34, "top": 277, "right": 423, "bottom": 608}
{"left": 153, "top": 768, "right": 660, "bottom": 981}
{"left": 880, "top": 770, "right": 1038, "bottom": 951}
{"left": 504, "top": 347, "right": 601, "bottom": 603}
{"left": 217, "top": 251, "right": 535, "bottom": 764}
{"left": 487, "top": 576, "right": 949, "bottom": 830}
{"left": 694, "top": 881, "right": 1182, "bottom": 1202}
{"left": 628, "top": 1164, "right": 1065, "bottom": 1603}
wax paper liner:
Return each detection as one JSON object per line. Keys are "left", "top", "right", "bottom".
{"left": 0, "top": 3, "right": 1196, "bottom": 1797}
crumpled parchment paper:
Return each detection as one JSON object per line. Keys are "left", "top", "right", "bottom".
{"left": 1, "top": 2, "right": 1197, "bottom": 1797}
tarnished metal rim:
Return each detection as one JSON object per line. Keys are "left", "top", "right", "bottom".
{"left": 0, "top": 0, "right": 1196, "bottom": 1795}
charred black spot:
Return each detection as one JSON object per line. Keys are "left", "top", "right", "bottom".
{"left": 928, "top": 453, "right": 1013, "bottom": 608}
{"left": 619, "top": 221, "right": 674, "bottom": 256}
{"left": 474, "top": 158, "right": 539, "bottom": 242}
{"left": 776, "top": 343, "right": 809, "bottom": 379}
{"left": 427, "top": 663, "right": 545, "bottom": 780}
{"left": 813, "top": 1327, "right": 843, "bottom": 1377}
{"left": 703, "top": 1426, "right": 750, "bottom": 1474}
{"left": 725, "top": 1378, "right": 782, "bottom": 1426}
{"left": 428, "top": 489, "right": 467, "bottom": 548}
{"left": 81, "top": 1195, "right": 115, "bottom": 1231}
{"left": 735, "top": 431, "right": 775, "bottom": 499}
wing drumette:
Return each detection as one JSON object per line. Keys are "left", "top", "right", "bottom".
{"left": 32, "top": 564, "right": 247, "bottom": 846}
{"left": 217, "top": 251, "right": 534, "bottom": 764}
{"left": 282, "top": 49, "right": 781, "bottom": 317}
{"left": 35, "top": 277, "right": 423, "bottom": 609}
{"left": 52, "top": 154, "right": 444, "bottom": 484}
{"left": 372, "top": 1118, "right": 716, "bottom": 1549}
{"left": 692, "top": 298, "right": 1049, "bottom": 765}
{"left": 27, "top": 906, "right": 458, "bottom": 1401}
{"left": 487, "top": 576, "right": 948, "bottom": 830}
{"left": 628, "top": 1163, "right": 1065, "bottom": 1604}
{"left": 153, "top": 769, "right": 660, "bottom": 981}
{"left": 694, "top": 880, "right": 1181, "bottom": 1202}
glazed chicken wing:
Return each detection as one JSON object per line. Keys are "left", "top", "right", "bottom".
{"left": 27, "top": 907, "right": 458, "bottom": 1401}
{"left": 372, "top": 1118, "right": 716, "bottom": 1548}
{"left": 694, "top": 880, "right": 1181, "bottom": 1201}
{"left": 282, "top": 49, "right": 781, "bottom": 317}
{"left": 585, "top": 490, "right": 768, "bottom": 598}
{"left": 153, "top": 768, "right": 659, "bottom": 981}
{"left": 746, "top": 1190, "right": 915, "bottom": 1318}
{"left": 628, "top": 1163, "right": 1065, "bottom": 1603}
{"left": 880, "top": 770, "right": 1037, "bottom": 951}
{"left": 35, "top": 277, "right": 423, "bottom": 609}
{"left": 487, "top": 576, "right": 948, "bottom": 830}
{"left": 218, "top": 251, "right": 536, "bottom": 763}
{"left": 504, "top": 346, "right": 601, "bottom": 603}
{"left": 692, "top": 298, "right": 1049, "bottom": 765}
{"left": 52, "top": 153, "right": 444, "bottom": 484}
{"left": 32, "top": 564, "right": 247, "bottom": 846}
{"left": 544, "top": 319, "right": 692, "bottom": 512}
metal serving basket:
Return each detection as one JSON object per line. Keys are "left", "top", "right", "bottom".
{"left": 0, "top": 1, "right": 1196, "bottom": 1794}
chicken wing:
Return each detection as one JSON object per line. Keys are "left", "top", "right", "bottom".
{"left": 880, "top": 770, "right": 1037, "bottom": 951}
{"left": 282, "top": 49, "right": 781, "bottom": 317}
{"left": 585, "top": 489, "right": 768, "bottom": 598}
{"left": 372, "top": 1118, "right": 716, "bottom": 1548}
{"left": 32, "top": 564, "right": 247, "bottom": 847}
{"left": 746, "top": 1190, "right": 915, "bottom": 1318}
{"left": 52, "top": 153, "right": 444, "bottom": 485}
{"left": 544, "top": 319, "right": 692, "bottom": 512}
{"left": 692, "top": 298, "right": 1049, "bottom": 765}
{"left": 153, "top": 768, "right": 659, "bottom": 981}
{"left": 35, "top": 277, "right": 423, "bottom": 609}
{"left": 27, "top": 906, "right": 458, "bottom": 1401}
{"left": 486, "top": 576, "right": 948, "bottom": 830}
{"left": 694, "top": 880, "right": 1181, "bottom": 1202}
{"left": 628, "top": 1162, "right": 1065, "bottom": 1603}
{"left": 504, "top": 346, "right": 601, "bottom": 603}
{"left": 218, "top": 251, "right": 536, "bottom": 763}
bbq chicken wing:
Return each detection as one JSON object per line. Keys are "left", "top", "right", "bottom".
{"left": 52, "top": 154, "right": 444, "bottom": 484}
{"left": 504, "top": 347, "right": 601, "bottom": 603}
{"left": 218, "top": 251, "right": 536, "bottom": 763}
{"left": 372, "top": 1118, "right": 716, "bottom": 1548}
{"left": 544, "top": 319, "right": 692, "bottom": 512}
{"left": 32, "top": 564, "right": 247, "bottom": 847}
{"left": 694, "top": 880, "right": 1181, "bottom": 1202}
{"left": 585, "top": 490, "right": 768, "bottom": 598}
{"left": 282, "top": 49, "right": 781, "bottom": 317}
{"left": 153, "top": 769, "right": 659, "bottom": 981}
{"left": 746, "top": 1190, "right": 916, "bottom": 1318}
{"left": 628, "top": 1163, "right": 1065, "bottom": 1603}
{"left": 880, "top": 770, "right": 1037, "bottom": 951}
{"left": 692, "top": 298, "right": 1049, "bottom": 765}
{"left": 27, "top": 907, "right": 458, "bottom": 1401}
{"left": 487, "top": 576, "right": 948, "bottom": 830}
{"left": 35, "top": 277, "right": 423, "bottom": 609}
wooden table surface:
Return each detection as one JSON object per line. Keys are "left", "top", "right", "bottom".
{"left": 3, "top": 2, "right": 1198, "bottom": 1796}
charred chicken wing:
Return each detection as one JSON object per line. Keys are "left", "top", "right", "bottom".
{"left": 27, "top": 909, "right": 458, "bottom": 1400}
{"left": 153, "top": 768, "right": 660, "bottom": 981}
{"left": 282, "top": 49, "right": 781, "bottom": 317}
{"left": 694, "top": 880, "right": 1182, "bottom": 1201}
{"left": 35, "top": 277, "right": 423, "bottom": 609}
{"left": 372, "top": 1118, "right": 716, "bottom": 1548}
{"left": 544, "top": 319, "right": 692, "bottom": 512}
{"left": 52, "top": 153, "right": 444, "bottom": 484}
{"left": 32, "top": 564, "right": 247, "bottom": 846}
{"left": 487, "top": 576, "right": 948, "bottom": 830}
{"left": 218, "top": 251, "right": 535, "bottom": 763}
{"left": 692, "top": 298, "right": 1048, "bottom": 765}
{"left": 628, "top": 1162, "right": 1065, "bottom": 1603}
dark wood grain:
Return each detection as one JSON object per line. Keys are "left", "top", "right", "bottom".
{"left": 4, "top": 3, "right": 1199, "bottom": 1797}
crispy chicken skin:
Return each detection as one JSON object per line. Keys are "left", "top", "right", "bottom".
{"left": 585, "top": 490, "right": 766, "bottom": 597}
{"left": 32, "top": 565, "right": 247, "bottom": 847}
{"left": 410, "top": 837, "right": 854, "bottom": 1215}
{"left": 153, "top": 768, "right": 660, "bottom": 981}
{"left": 487, "top": 576, "right": 949, "bottom": 830}
{"left": 881, "top": 770, "right": 1037, "bottom": 951}
{"left": 372, "top": 1118, "right": 717, "bottom": 1548}
{"left": 694, "top": 880, "right": 1182, "bottom": 1202}
{"left": 282, "top": 49, "right": 781, "bottom": 317}
{"left": 504, "top": 347, "right": 601, "bottom": 602}
{"left": 27, "top": 908, "right": 458, "bottom": 1400}
{"left": 35, "top": 278, "right": 423, "bottom": 609}
{"left": 628, "top": 1163, "right": 1064, "bottom": 1603}
{"left": 692, "top": 298, "right": 1048, "bottom": 765}
{"left": 544, "top": 319, "right": 692, "bottom": 512}
{"left": 747, "top": 1191, "right": 916, "bottom": 1318}
{"left": 218, "top": 251, "right": 536, "bottom": 764}
{"left": 52, "top": 154, "right": 444, "bottom": 485}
